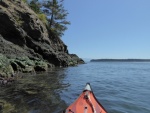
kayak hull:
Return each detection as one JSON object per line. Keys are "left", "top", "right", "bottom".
{"left": 63, "top": 83, "right": 107, "bottom": 113}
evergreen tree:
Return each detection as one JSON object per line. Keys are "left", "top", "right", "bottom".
{"left": 42, "top": 0, "right": 70, "bottom": 37}
{"left": 29, "top": 0, "right": 41, "bottom": 14}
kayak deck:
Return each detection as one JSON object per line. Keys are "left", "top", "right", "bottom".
{"left": 63, "top": 83, "right": 107, "bottom": 113}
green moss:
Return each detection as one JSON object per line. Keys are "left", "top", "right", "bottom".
{"left": 37, "top": 13, "right": 48, "bottom": 25}
{"left": 0, "top": 54, "right": 49, "bottom": 75}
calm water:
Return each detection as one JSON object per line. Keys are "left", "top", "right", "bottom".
{"left": 60, "top": 62, "right": 150, "bottom": 113}
{"left": 0, "top": 62, "right": 150, "bottom": 113}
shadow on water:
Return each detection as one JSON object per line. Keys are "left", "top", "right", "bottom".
{"left": 0, "top": 68, "right": 69, "bottom": 113}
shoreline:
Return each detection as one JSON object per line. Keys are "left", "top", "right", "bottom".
{"left": 90, "top": 59, "right": 150, "bottom": 62}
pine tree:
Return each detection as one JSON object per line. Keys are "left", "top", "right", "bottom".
{"left": 29, "top": 0, "right": 41, "bottom": 14}
{"left": 42, "top": 0, "right": 70, "bottom": 37}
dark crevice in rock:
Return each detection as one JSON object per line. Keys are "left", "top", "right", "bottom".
{"left": 0, "top": 13, "right": 26, "bottom": 46}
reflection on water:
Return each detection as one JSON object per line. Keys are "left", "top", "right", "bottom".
{"left": 0, "top": 68, "right": 69, "bottom": 113}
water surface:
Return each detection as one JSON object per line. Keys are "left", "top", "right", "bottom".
{"left": 0, "top": 62, "right": 150, "bottom": 113}
{"left": 0, "top": 68, "right": 68, "bottom": 113}
{"left": 61, "top": 62, "right": 150, "bottom": 113}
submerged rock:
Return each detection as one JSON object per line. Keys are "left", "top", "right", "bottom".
{"left": 0, "top": 100, "right": 16, "bottom": 113}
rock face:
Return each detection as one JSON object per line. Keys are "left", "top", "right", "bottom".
{"left": 0, "top": 0, "right": 84, "bottom": 77}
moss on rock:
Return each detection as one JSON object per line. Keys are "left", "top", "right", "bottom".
{"left": 0, "top": 54, "right": 14, "bottom": 78}
{"left": 0, "top": 54, "right": 49, "bottom": 78}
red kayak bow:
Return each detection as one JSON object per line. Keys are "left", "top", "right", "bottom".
{"left": 63, "top": 83, "right": 107, "bottom": 113}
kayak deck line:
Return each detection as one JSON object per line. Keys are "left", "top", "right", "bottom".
{"left": 63, "top": 83, "right": 107, "bottom": 113}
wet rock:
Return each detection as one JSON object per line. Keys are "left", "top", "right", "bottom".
{"left": 10, "top": 61, "right": 19, "bottom": 71}
{"left": 22, "top": 66, "right": 34, "bottom": 73}
{"left": 34, "top": 61, "right": 48, "bottom": 71}
{"left": 34, "top": 65, "right": 47, "bottom": 71}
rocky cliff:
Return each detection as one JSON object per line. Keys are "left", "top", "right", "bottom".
{"left": 0, "top": 0, "right": 84, "bottom": 78}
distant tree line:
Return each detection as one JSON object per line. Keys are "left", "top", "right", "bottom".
{"left": 90, "top": 59, "right": 150, "bottom": 62}
{"left": 27, "top": 0, "right": 70, "bottom": 37}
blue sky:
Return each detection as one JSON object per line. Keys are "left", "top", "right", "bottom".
{"left": 62, "top": 0, "right": 150, "bottom": 59}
